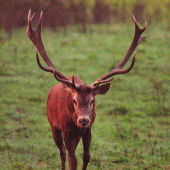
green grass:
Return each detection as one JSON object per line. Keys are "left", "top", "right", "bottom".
{"left": 0, "top": 23, "right": 170, "bottom": 169}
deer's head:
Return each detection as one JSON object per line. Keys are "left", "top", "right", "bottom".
{"left": 62, "top": 76, "right": 110, "bottom": 128}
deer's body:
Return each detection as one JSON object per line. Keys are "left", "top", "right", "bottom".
{"left": 47, "top": 76, "right": 97, "bottom": 169}
{"left": 27, "top": 9, "right": 146, "bottom": 170}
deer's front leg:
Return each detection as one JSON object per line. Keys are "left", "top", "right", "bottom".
{"left": 63, "top": 131, "right": 81, "bottom": 170}
{"left": 82, "top": 128, "right": 91, "bottom": 170}
{"left": 52, "top": 128, "right": 66, "bottom": 170}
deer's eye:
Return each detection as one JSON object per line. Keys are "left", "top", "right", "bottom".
{"left": 73, "top": 99, "right": 77, "bottom": 105}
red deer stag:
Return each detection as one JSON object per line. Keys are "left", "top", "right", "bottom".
{"left": 27, "top": 9, "right": 146, "bottom": 170}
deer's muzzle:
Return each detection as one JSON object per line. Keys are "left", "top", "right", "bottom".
{"left": 77, "top": 116, "right": 90, "bottom": 128}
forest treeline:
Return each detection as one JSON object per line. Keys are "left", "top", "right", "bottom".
{"left": 1, "top": 0, "right": 170, "bottom": 34}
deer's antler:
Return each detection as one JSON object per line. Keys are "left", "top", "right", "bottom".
{"left": 89, "top": 14, "right": 146, "bottom": 88}
{"left": 27, "top": 9, "right": 79, "bottom": 88}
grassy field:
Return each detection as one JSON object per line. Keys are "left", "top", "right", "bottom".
{"left": 0, "top": 21, "right": 170, "bottom": 169}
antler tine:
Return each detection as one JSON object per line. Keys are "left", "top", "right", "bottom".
{"left": 27, "top": 9, "right": 68, "bottom": 81}
{"left": 90, "top": 14, "right": 146, "bottom": 86}
{"left": 27, "top": 9, "right": 54, "bottom": 69}
{"left": 36, "top": 50, "right": 51, "bottom": 72}
{"left": 53, "top": 71, "right": 72, "bottom": 85}
{"left": 88, "top": 78, "right": 114, "bottom": 89}
{"left": 72, "top": 76, "right": 80, "bottom": 89}
{"left": 53, "top": 71, "right": 80, "bottom": 89}
{"left": 108, "top": 51, "right": 137, "bottom": 76}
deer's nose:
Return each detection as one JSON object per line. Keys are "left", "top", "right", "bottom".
{"left": 77, "top": 117, "right": 90, "bottom": 127}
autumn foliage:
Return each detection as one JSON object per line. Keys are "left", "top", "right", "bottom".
{"left": 1, "top": 0, "right": 170, "bottom": 34}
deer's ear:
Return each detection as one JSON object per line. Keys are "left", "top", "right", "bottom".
{"left": 62, "top": 83, "right": 78, "bottom": 95}
{"left": 94, "top": 83, "right": 110, "bottom": 95}
{"left": 62, "top": 83, "right": 73, "bottom": 92}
